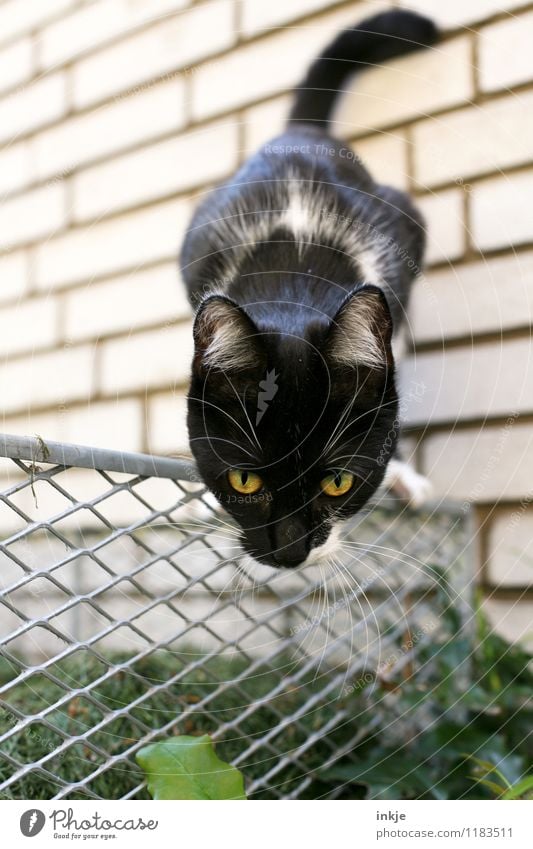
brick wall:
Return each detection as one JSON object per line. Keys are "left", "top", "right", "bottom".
{"left": 0, "top": 0, "right": 531, "bottom": 645}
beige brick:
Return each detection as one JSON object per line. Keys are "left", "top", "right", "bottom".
{"left": 147, "top": 390, "right": 189, "bottom": 454}
{"left": 39, "top": 0, "right": 189, "bottom": 69}
{"left": 0, "top": 73, "right": 67, "bottom": 144}
{"left": 0, "top": 0, "right": 75, "bottom": 46}
{"left": 421, "top": 423, "right": 533, "bottom": 501}
{"left": 40, "top": 1, "right": 118, "bottom": 67}
{"left": 0, "top": 344, "right": 95, "bottom": 414}
{"left": 73, "top": 1, "right": 235, "bottom": 108}
{"left": 4, "top": 398, "right": 143, "bottom": 452}
{"left": 417, "top": 188, "right": 465, "bottom": 265}
{"left": 64, "top": 263, "right": 191, "bottom": 341}
{"left": 125, "top": 0, "right": 192, "bottom": 23}
{"left": 0, "top": 140, "right": 32, "bottom": 196}
{"left": 192, "top": 5, "right": 367, "bottom": 121}
{"left": 61, "top": 398, "right": 144, "bottom": 452}
{"left": 482, "top": 598, "right": 533, "bottom": 650}
{"left": 398, "top": 434, "right": 419, "bottom": 465}
{"left": 413, "top": 92, "right": 533, "bottom": 188}
{"left": 0, "top": 408, "right": 61, "bottom": 443}
{"left": 73, "top": 121, "right": 238, "bottom": 222}
{"left": 0, "top": 183, "right": 66, "bottom": 251}
{"left": 410, "top": 251, "right": 533, "bottom": 343}
{"left": 0, "top": 37, "right": 33, "bottom": 97}
{"left": 487, "top": 507, "right": 533, "bottom": 587}
{"left": 33, "top": 77, "right": 186, "bottom": 181}
{"left": 99, "top": 322, "right": 193, "bottom": 394}
{"left": 0, "top": 296, "right": 58, "bottom": 356}
{"left": 479, "top": 10, "right": 533, "bottom": 93}
{"left": 398, "top": 0, "right": 531, "bottom": 29}
{"left": 243, "top": 94, "right": 292, "bottom": 156}
{"left": 0, "top": 250, "right": 28, "bottom": 303}
{"left": 242, "top": 0, "right": 344, "bottom": 35}
{"left": 353, "top": 131, "right": 409, "bottom": 190}
{"left": 35, "top": 197, "right": 191, "bottom": 291}
{"left": 401, "top": 338, "right": 533, "bottom": 426}
{"left": 333, "top": 36, "right": 474, "bottom": 137}
{"left": 471, "top": 172, "right": 533, "bottom": 251}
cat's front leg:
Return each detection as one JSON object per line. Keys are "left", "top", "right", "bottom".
{"left": 383, "top": 458, "right": 433, "bottom": 508}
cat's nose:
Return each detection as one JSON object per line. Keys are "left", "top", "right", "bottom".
{"left": 272, "top": 517, "right": 310, "bottom": 567}
{"left": 272, "top": 548, "right": 307, "bottom": 567}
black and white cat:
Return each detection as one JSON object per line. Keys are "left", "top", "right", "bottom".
{"left": 180, "top": 10, "right": 435, "bottom": 568}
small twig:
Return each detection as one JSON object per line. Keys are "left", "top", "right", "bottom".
{"left": 28, "top": 434, "right": 52, "bottom": 509}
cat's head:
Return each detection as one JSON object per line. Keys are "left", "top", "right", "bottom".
{"left": 187, "top": 285, "right": 399, "bottom": 568}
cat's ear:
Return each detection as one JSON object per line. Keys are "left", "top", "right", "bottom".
{"left": 193, "top": 295, "right": 263, "bottom": 373}
{"left": 325, "top": 286, "right": 394, "bottom": 370}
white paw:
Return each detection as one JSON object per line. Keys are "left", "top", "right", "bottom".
{"left": 383, "top": 459, "right": 433, "bottom": 508}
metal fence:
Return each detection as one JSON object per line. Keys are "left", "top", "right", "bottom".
{"left": 0, "top": 433, "right": 474, "bottom": 800}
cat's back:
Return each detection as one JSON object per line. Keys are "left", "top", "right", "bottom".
{"left": 180, "top": 126, "right": 423, "bottom": 327}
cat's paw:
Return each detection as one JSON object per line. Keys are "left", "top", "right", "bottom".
{"left": 383, "top": 459, "right": 433, "bottom": 508}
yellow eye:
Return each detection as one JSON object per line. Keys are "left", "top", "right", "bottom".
{"left": 228, "top": 469, "right": 263, "bottom": 495}
{"left": 320, "top": 471, "right": 354, "bottom": 497}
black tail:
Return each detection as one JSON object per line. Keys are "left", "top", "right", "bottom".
{"left": 288, "top": 9, "right": 439, "bottom": 128}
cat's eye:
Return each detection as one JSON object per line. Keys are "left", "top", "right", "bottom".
{"left": 228, "top": 469, "right": 263, "bottom": 495}
{"left": 320, "top": 471, "right": 354, "bottom": 497}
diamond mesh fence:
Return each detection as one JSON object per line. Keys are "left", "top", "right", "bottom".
{"left": 0, "top": 433, "right": 474, "bottom": 800}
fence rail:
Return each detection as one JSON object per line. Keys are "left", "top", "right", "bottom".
{"left": 0, "top": 432, "right": 196, "bottom": 479}
{"left": 0, "top": 434, "right": 473, "bottom": 799}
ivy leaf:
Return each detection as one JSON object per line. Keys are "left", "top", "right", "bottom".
{"left": 137, "top": 734, "right": 247, "bottom": 800}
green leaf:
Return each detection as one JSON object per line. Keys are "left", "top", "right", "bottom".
{"left": 467, "top": 756, "right": 512, "bottom": 789}
{"left": 136, "top": 734, "right": 247, "bottom": 800}
{"left": 472, "top": 778, "right": 507, "bottom": 797}
{"left": 502, "top": 775, "right": 533, "bottom": 800}
{"left": 322, "top": 749, "right": 437, "bottom": 799}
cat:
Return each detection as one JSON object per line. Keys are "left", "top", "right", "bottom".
{"left": 180, "top": 9, "right": 436, "bottom": 568}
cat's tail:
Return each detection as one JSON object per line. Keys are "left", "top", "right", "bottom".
{"left": 288, "top": 9, "right": 439, "bottom": 129}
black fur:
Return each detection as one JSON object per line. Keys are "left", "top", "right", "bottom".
{"left": 289, "top": 9, "right": 438, "bottom": 127}
{"left": 180, "top": 10, "right": 438, "bottom": 568}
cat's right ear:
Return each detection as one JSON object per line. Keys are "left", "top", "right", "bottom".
{"left": 193, "top": 295, "right": 263, "bottom": 374}
{"left": 325, "top": 285, "right": 394, "bottom": 370}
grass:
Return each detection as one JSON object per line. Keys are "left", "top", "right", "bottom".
{"left": 0, "top": 649, "right": 354, "bottom": 799}
{"left": 0, "top": 600, "right": 531, "bottom": 800}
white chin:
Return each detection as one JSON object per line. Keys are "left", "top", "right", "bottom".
{"left": 303, "top": 523, "right": 344, "bottom": 567}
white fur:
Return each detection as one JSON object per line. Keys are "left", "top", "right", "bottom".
{"left": 203, "top": 300, "right": 257, "bottom": 371}
{"left": 328, "top": 292, "right": 387, "bottom": 369}
{"left": 391, "top": 325, "right": 408, "bottom": 361}
{"left": 383, "top": 459, "right": 433, "bottom": 508}
{"left": 356, "top": 245, "right": 383, "bottom": 286}
{"left": 303, "top": 522, "right": 344, "bottom": 566}
{"left": 282, "top": 186, "right": 310, "bottom": 238}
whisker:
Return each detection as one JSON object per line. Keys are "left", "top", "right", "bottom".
{"left": 188, "top": 395, "right": 260, "bottom": 454}
{"left": 188, "top": 436, "right": 259, "bottom": 461}
{"left": 223, "top": 372, "right": 261, "bottom": 451}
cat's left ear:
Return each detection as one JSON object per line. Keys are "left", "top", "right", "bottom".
{"left": 325, "top": 285, "right": 394, "bottom": 370}
{"left": 193, "top": 294, "right": 264, "bottom": 374}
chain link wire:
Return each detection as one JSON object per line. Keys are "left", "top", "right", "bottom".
{"left": 0, "top": 434, "right": 473, "bottom": 799}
